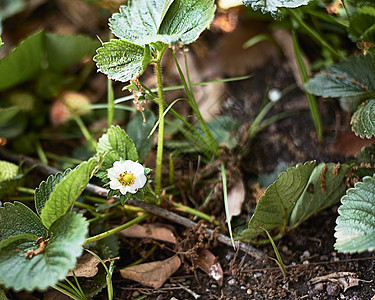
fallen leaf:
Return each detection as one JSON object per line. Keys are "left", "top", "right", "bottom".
{"left": 227, "top": 178, "right": 245, "bottom": 220}
{"left": 329, "top": 131, "right": 375, "bottom": 157}
{"left": 67, "top": 252, "right": 100, "bottom": 278}
{"left": 119, "top": 223, "right": 177, "bottom": 244}
{"left": 192, "top": 248, "right": 223, "bottom": 286}
{"left": 120, "top": 255, "right": 181, "bottom": 289}
{"left": 309, "top": 272, "right": 360, "bottom": 292}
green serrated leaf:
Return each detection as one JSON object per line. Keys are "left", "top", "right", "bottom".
{"left": 0, "top": 107, "right": 20, "bottom": 127}
{"left": 239, "top": 161, "right": 316, "bottom": 241}
{"left": 93, "top": 39, "right": 145, "bottom": 82}
{"left": 156, "top": 0, "right": 216, "bottom": 45}
{"left": 0, "top": 161, "right": 23, "bottom": 199}
{"left": 0, "top": 202, "right": 46, "bottom": 242}
{"left": 348, "top": 6, "right": 375, "bottom": 43}
{"left": 351, "top": 99, "right": 375, "bottom": 138}
{"left": 0, "top": 31, "right": 44, "bottom": 92}
{"left": 242, "top": 0, "right": 312, "bottom": 18}
{"left": 109, "top": 0, "right": 215, "bottom": 46}
{"left": 34, "top": 169, "right": 71, "bottom": 217}
{"left": 0, "top": 31, "right": 98, "bottom": 91}
{"left": 40, "top": 158, "right": 99, "bottom": 228}
{"left": 305, "top": 54, "right": 375, "bottom": 98}
{"left": 45, "top": 32, "right": 99, "bottom": 72}
{"left": 109, "top": 0, "right": 175, "bottom": 43}
{"left": 0, "top": 212, "right": 88, "bottom": 291}
{"left": 127, "top": 110, "right": 156, "bottom": 162}
{"left": 290, "top": 163, "right": 351, "bottom": 227}
{"left": 335, "top": 175, "right": 375, "bottom": 253}
{"left": 96, "top": 126, "right": 138, "bottom": 182}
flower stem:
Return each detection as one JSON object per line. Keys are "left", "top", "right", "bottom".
{"left": 107, "top": 78, "right": 115, "bottom": 128}
{"left": 154, "top": 47, "right": 167, "bottom": 197}
{"left": 84, "top": 213, "right": 151, "bottom": 245}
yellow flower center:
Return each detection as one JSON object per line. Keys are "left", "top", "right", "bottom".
{"left": 118, "top": 171, "right": 136, "bottom": 187}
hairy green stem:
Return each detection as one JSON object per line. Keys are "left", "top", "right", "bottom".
{"left": 173, "top": 202, "right": 219, "bottom": 226}
{"left": 107, "top": 78, "right": 115, "bottom": 128}
{"left": 84, "top": 213, "right": 151, "bottom": 245}
{"left": 154, "top": 48, "right": 167, "bottom": 197}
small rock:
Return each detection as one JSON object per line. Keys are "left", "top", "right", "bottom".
{"left": 314, "top": 283, "right": 324, "bottom": 292}
{"left": 300, "top": 250, "right": 310, "bottom": 261}
{"left": 228, "top": 278, "right": 237, "bottom": 286}
{"left": 132, "top": 291, "right": 140, "bottom": 297}
{"left": 247, "top": 289, "right": 253, "bottom": 295}
{"left": 320, "top": 255, "right": 329, "bottom": 261}
{"left": 326, "top": 282, "right": 340, "bottom": 296}
{"left": 240, "top": 286, "right": 247, "bottom": 290}
{"left": 254, "top": 272, "right": 263, "bottom": 278}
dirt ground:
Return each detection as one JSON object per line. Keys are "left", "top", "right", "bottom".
{"left": 2, "top": 1, "right": 375, "bottom": 299}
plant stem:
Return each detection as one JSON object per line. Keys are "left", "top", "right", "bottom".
{"left": 154, "top": 47, "right": 168, "bottom": 197}
{"left": 16, "top": 186, "right": 35, "bottom": 194}
{"left": 72, "top": 112, "right": 97, "bottom": 151}
{"left": 107, "top": 78, "right": 115, "bottom": 128}
{"left": 84, "top": 213, "right": 151, "bottom": 245}
{"left": 287, "top": 9, "right": 345, "bottom": 59}
{"left": 172, "top": 202, "right": 219, "bottom": 226}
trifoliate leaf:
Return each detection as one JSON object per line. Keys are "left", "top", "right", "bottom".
{"left": 93, "top": 39, "right": 146, "bottom": 82}
{"left": 0, "top": 202, "right": 46, "bottom": 242}
{"left": 94, "top": 0, "right": 216, "bottom": 82}
{"left": 127, "top": 110, "right": 156, "bottom": 163}
{"left": 351, "top": 99, "right": 375, "bottom": 138}
{"left": 335, "top": 175, "right": 375, "bottom": 253}
{"left": 34, "top": 169, "right": 71, "bottom": 217}
{"left": 96, "top": 126, "right": 138, "bottom": 182}
{"left": 239, "top": 161, "right": 316, "bottom": 241}
{"left": 290, "top": 163, "right": 351, "bottom": 227}
{"left": 242, "top": 0, "right": 312, "bottom": 18}
{"left": 40, "top": 157, "right": 99, "bottom": 228}
{"left": 0, "top": 212, "right": 88, "bottom": 291}
{"left": 305, "top": 54, "right": 375, "bottom": 98}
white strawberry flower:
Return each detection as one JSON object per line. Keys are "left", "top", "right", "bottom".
{"left": 107, "top": 160, "right": 147, "bottom": 195}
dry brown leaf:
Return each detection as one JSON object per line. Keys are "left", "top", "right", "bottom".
{"left": 310, "top": 272, "right": 360, "bottom": 292}
{"left": 67, "top": 252, "right": 100, "bottom": 278}
{"left": 227, "top": 178, "right": 245, "bottom": 220}
{"left": 119, "top": 223, "right": 177, "bottom": 244}
{"left": 192, "top": 248, "right": 223, "bottom": 286}
{"left": 329, "top": 131, "right": 375, "bottom": 157}
{"left": 120, "top": 255, "right": 181, "bottom": 289}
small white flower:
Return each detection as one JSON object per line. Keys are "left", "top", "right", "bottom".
{"left": 107, "top": 160, "right": 147, "bottom": 195}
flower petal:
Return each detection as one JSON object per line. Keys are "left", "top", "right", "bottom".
{"left": 135, "top": 174, "right": 147, "bottom": 189}
{"left": 110, "top": 179, "right": 122, "bottom": 190}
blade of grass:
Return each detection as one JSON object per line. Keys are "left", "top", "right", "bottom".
{"left": 221, "top": 164, "right": 235, "bottom": 249}
{"left": 292, "top": 31, "right": 323, "bottom": 140}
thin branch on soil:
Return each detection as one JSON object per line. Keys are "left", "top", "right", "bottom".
{"left": 0, "top": 148, "right": 266, "bottom": 260}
